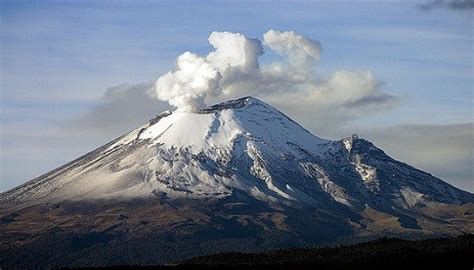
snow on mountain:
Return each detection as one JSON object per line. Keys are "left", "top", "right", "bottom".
{"left": 1, "top": 96, "right": 473, "bottom": 268}
{"left": 1, "top": 96, "right": 472, "bottom": 211}
{"left": 1, "top": 98, "right": 317, "bottom": 204}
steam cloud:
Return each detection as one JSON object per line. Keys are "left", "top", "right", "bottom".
{"left": 152, "top": 29, "right": 395, "bottom": 116}
{"left": 153, "top": 31, "right": 263, "bottom": 112}
{"left": 263, "top": 29, "right": 321, "bottom": 66}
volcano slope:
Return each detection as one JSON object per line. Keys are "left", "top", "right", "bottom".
{"left": 1, "top": 97, "right": 473, "bottom": 268}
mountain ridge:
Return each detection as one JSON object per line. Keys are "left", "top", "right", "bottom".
{"left": 1, "top": 96, "right": 472, "bottom": 269}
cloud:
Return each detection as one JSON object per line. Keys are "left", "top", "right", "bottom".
{"left": 360, "top": 123, "right": 473, "bottom": 192}
{"left": 207, "top": 31, "right": 263, "bottom": 71}
{"left": 72, "top": 82, "right": 170, "bottom": 136}
{"left": 154, "top": 52, "right": 222, "bottom": 112}
{"left": 250, "top": 69, "right": 396, "bottom": 137}
{"left": 418, "top": 0, "right": 474, "bottom": 11}
{"left": 152, "top": 31, "right": 263, "bottom": 112}
{"left": 344, "top": 93, "right": 396, "bottom": 108}
{"left": 66, "top": 29, "right": 395, "bottom": 143}
{"left": 263, "top": 29, "right": 321, "bottom": 66}
{"left": 152, "top": 29, "right": 396, "bottom": 129}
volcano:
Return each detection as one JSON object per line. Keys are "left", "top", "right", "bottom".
{"left": 1, "top": 96, "right": 473, "bottom": 268}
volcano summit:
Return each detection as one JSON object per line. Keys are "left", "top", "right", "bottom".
{"left": 1, "top": 97, "right": 473, "bottom": 268}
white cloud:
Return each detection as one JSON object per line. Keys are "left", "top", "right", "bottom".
{"left": 154, "top": 52, "right": 222, "bottom": 112}
{"left": 152, "top": 29, "right": 395, "bottom": 124}
{"left": 207, "top": 31, "right": 263, "bottom": 71}
{"left": 152, "top": 31, "right": 264, "bottom": 112}
{"left": 263, "top": 29, "right": 321, "bottom": 66}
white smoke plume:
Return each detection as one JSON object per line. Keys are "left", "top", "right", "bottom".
{"left": 263, "top": 30, "right": 321, "bottom": 66}
{"left": 153, "top": 31, "right": 263, "bottom": 112}
{"left": 155, "top": 52, "right": 222, "bottom": 112}
{"left": 152, "top": 29, "right": 395, "bottom": 119}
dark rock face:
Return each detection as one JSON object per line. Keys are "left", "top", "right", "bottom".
{"left": 0, "top": 97, "right": 473, "bottom": 269}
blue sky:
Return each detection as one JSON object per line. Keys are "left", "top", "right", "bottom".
{"left": 1, "top": 0, "right": 473, "bottom": 191}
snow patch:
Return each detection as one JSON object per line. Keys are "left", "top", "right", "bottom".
{"left": 352, "top": 155, "right": 380, "bottom": 192}
{"left": 400, "top": 187, "right": 429, "bottom": 207}
{"left": 300, "top": 163, "right": 352, "bottom": 207}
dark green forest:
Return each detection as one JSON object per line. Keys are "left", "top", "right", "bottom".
{"left": 66, "top": 234, "right": 474, "bottom": 270}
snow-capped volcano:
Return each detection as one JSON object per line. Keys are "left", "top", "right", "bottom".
{"left": 2, "top": 97, "right": 330, "bottom": 205}
{"left": 2, "top": 96, "right": 471, "bottom": 207}
{"left": 1, "top": 97, "right": 473, "bottom": 268}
